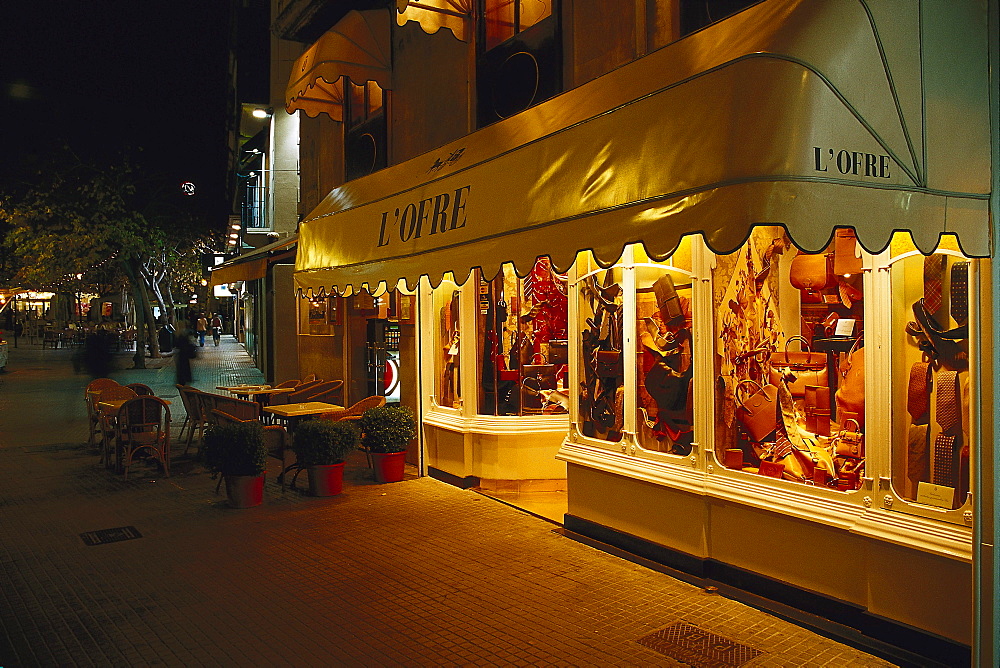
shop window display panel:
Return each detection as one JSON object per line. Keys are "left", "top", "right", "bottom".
{"left": 888, "top": 234, "right": 972, "bottom": 512}
{"left": 477, "top": 259, "right": 568, "bottom": 416}
{"left": 713, "top": 226, "right": 866, "bottom": 490}
{"left": 576, "top": 255, "right": 624, "bottom": 444}
{"left": 433, "top": 276, "right": 462, "bottom": 409}
{"left": 633, "top": 242, "right": 695, "bottom": 455}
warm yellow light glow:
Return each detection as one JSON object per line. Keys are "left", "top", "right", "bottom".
{"left": 231, "top": 223, "right": 241, "bottom": 230}
{"left": 229, "top": 233, "right": 239, "bottom": 239}
{"left": 201, "top": 279, "right": 208, "bottom": 287}
{"left": 252, "top": 108, "right": 269, "bottom": 119}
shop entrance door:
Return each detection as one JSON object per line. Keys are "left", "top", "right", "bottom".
{"left": 366, "top": 318, "right": 401, "bottom": 403}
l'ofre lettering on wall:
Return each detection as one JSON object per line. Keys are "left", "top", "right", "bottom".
{"left": 377, "top": 185, "right": 471, "bottom": 248}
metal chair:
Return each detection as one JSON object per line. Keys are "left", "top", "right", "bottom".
{"left": 117, "top": 396, "right": 171, "bottom": 480}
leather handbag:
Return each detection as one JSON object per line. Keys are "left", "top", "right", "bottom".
{"left": 734, "top": 379, "right": 778, "bottom": 442}
{"left": 723, "top": 449, "right": 744, "bottom": 469}
{"left": 833, "top": 418, "right": 864, "bottom": 459}
{"left": 835, "top": 340, "right": 865, "bottom": 426}
{"left": 769, "top": 336, "right": 827, "bottom": 398}
{"left": 804, "top": 384, "right": 831, "bottom": 435}
{"left": 596, "top": 350, "right": 623, "bottom": 378}
{"left": 522, "top": 356, "right": 557, "bottom": 389}
{"left": 547, "top": 339, "right": 568, "bottom": 365}
{"left": 833, "top": 228, "right": 863, "bottom": 276}
{"left": 653, "top": 274, "right": 683, "bottom": 322}
{"left": 789, "top": 252, "right": 832, "bottom": 292}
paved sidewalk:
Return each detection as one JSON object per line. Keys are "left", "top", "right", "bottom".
{"left": 0, "top": 336, "right": 895, "bottom": 667}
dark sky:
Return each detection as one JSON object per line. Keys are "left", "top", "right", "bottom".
{"left": 0, "top": 1, "right": 236, "bottom": 223}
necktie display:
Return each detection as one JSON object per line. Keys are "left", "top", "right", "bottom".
{"left": 923, "top": 254, "right": 945, "bottom": 314}
{"left": 950, "top": 261, "right": 969, "bottom": 326}
{"left": 930, "top": 370, "right": 960, "bottom": 488}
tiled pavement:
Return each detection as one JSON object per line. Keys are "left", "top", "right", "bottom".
{"left": 0, "top": 335, "right": 896, "bottom": 667}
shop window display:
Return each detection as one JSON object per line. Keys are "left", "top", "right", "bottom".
{"left": 714, "top": 226, "right": 866, "bottom": 490}
{"left": 888, "top": 234, "right": 972, "bottom": 512}
{"left": 576, "top": 255, "right": 624, "bottom": 443}
{"left": 633, "top": 243, "right": 695, "bottom": 455}
{"left": 434, "top": 276, "right": 462, "bottom": 409}
{"left": 478, "top": 259, "right": 568, "bottom": 416}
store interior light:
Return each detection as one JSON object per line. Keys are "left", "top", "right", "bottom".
{"left": 231, "top": 223, "right": 241, "bottom": 230}
{"left": 229, "top": 232, "right": 239, "bottom": 239}
{"left": 252, "top": 108, "right": 270, "bottom": 119}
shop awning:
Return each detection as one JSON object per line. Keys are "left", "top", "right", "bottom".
{"left": 294, "top": 0, "right": 991, "bottom": 296}
{"left": 211, "top": 236, "right": 298, "bottom": 287}
{"left": 395, "top": 0, "right": 474, "bottom": 42}
{"left": 285, "top": 9, "right": 392, "bottom": 120}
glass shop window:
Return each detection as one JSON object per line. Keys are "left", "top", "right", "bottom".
{"left": 477, "top": 259, "right": 568, "bottom": 416}
{"left": 888, "top": 234, "right": 972, "bottom": 513}
{"left": 714, "top": 226, "right": 867, "bottom": 490}
{"left": 576, "top": 253, "right": 625, "bottom": 443}
{"left": 634, "top": 241, "right": 695, "bottom": 456}
{"left": 484, "top": 0, "right": 553, "bottom": 50}
{"left": 433, "top": 275, "right": 462, "bottom": 409}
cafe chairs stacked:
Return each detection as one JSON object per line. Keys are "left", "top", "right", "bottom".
{"left": 117, "top": 396, "right": 171, "bottom": 480}
{"left": 85, "top": 378, "right": 120, "bottom": 446}
{"left": 125, "top": 383, "right": 155, "bottom": 396}
{"left": 268, "top": 379, "right": 325, "bottom": 406}
{"left": 301, "top": 380, "right": 344, "bottom": 405}
{"left": 274, "top": 379, "right": 300, "bottom": 389}
{"left": 96, "top": 385, "right": 139, "bottom": 468}
{"left": 301, "top": 373, "right": 317, "bottom": 384}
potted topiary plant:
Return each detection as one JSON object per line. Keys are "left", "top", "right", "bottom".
{"left": 203, "top": 421, "right": 268, "bottom": 508}
{"left": 291, "top": 419, "right": 358, "bottom": 496}
{"left": 359, "top": 405, "right": 417, "bottom": 483}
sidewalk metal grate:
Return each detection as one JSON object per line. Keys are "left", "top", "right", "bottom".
{"left": 80, "top": 526, "right": 143, "bottom": 546}
{"left": 638, "top": 622, "right": 763, "bottom": 667}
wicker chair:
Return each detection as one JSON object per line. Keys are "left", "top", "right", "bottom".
{"left": 85, "top": 378, "right": 121, "bottom": 447}
{"left": 269, "top": 379, "right": 325, "bottom": 406}
{"left": 95, "top": 385, "right": 139, "bottom": 468}
{"left": 116, "top": 396, "right": 171, "bottom": 480}
{"left": 321, "top": 395, "right": 387, "bottom": 466}
{"left": 125, "top": 383, "right": 155, "bottom": 396}
{"left": 210, "top": 409, "right": 292, "bottom": 486}
{"left": 273, "top": 379, "right": 300, "bottom": 389}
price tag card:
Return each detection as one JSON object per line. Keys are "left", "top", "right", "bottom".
{"left": 834, "top": 319, "right": 856, "bottom": 337}
{"left": 916, "top": 481, "right": 956, "bottom": 510}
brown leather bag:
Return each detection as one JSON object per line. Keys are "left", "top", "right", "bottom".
{"left": 769, "top": 336, "right": 828, "bottom": 398}
{"left": 833, "top": 418, "right": 864, "bottom": 459}
{"left": 833, "top": 228, "right": 863, "bottom": 276}
{"left": 789, "top": 252, "right": 832, "bottom": 292}
{"left": 735, "top": 379, "right": 778, "bottom": 442}
{"left": 835, "top": 341, "right": 865, "bottom": 426}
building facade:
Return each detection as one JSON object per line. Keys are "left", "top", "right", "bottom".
{"left": 234, "top": 0, "right": 999, "bottom": 663}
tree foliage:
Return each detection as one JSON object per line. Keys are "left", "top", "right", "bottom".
{"left": 0, "top": 149, "right": 221, "bottom": 365}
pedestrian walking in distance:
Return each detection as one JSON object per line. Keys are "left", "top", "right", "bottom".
{"left": 211, "top": 313, "right": 222, "bottom": 346}
{"left": 195, "top": 313, "right": 208, "bottom": 347}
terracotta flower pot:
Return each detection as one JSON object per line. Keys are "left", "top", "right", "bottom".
{"left": 371, "top": 451, "right": 406, "bottom": 483}
{"left": 225, "top": 474, "right": 264, "bottom": 508}
{"left": 306, "top": 462, "right": 345, "bottom": 497}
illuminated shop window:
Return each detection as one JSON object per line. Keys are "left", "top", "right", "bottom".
{"left": 433, "top": 275, "right": 462, "bottom": 409}
{"left": 633, "top": 241, "right": 695, "bottom": 456}
{"left": 887, "top": 233, "right": 972, "bottom": 512}
{"left": 713, "top": 226, "right": 866, "bottom": 490}
{"left": 576, "top": 252, "right": 624, "bottom": 444}
{"left": 477, "top": 259, "right": 568, "bottom": 416}
{"left": 484, "top": 0, "right": 552, "bottom": 50}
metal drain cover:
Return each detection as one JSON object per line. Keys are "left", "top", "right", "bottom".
{"left": 80, "top": 526, "right": 143, "bottom": 546}
{"left": 638, "top": 622, "right": 762, "bottom": 667}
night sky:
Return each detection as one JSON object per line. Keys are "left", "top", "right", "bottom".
{"left": 0, "top": 1, "right": 238, "bottom": 224}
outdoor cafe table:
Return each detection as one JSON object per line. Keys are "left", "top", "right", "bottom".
{"left": 216, "top": 384, "right": 296, "bottom": 401}
{"left": 263, "top": 401, "right": 343, "bottom": 431}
